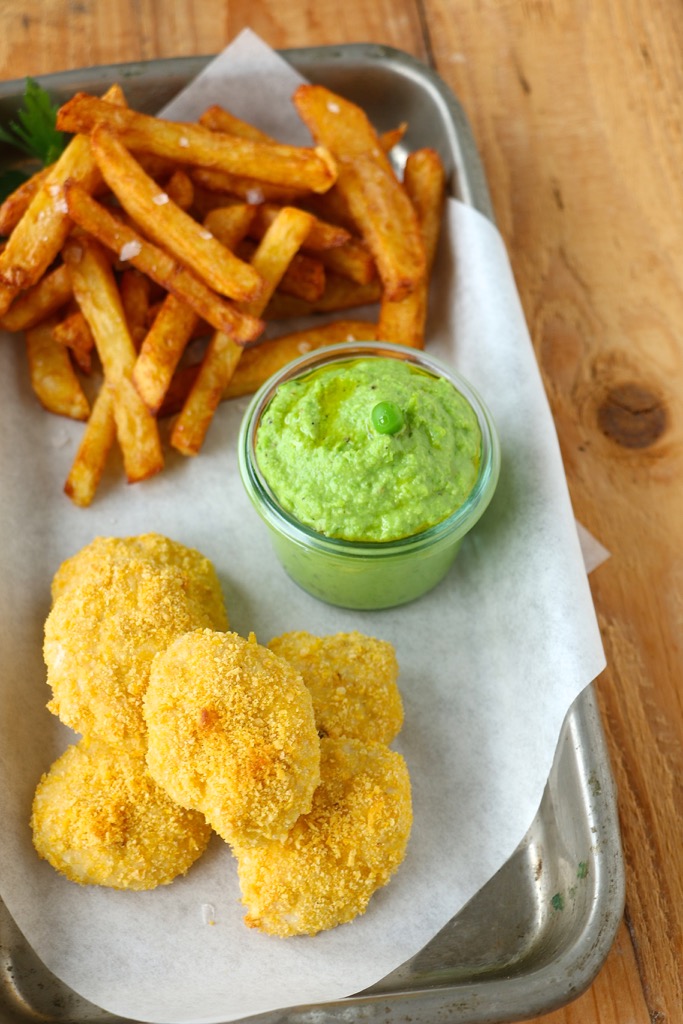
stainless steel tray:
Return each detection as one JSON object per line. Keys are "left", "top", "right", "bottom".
{"left": 0, "top": 44, "right": 624, "bottom": 1024}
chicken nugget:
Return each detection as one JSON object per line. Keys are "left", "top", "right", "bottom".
{"left": 235, "top": 737, "right": 412, "bottom": 936}
{"left": 31, "top": 739, "right": 212, "bottom": 890}
{"left": 144, "top": 629, "right": 320, "bottom": 846}
{"left": 44, "top": 558, "right": 217, "bottom": 749}
{"left": 268, "top": 631, "right": 403, "bottom": 743}
{"left": 51, "top": 533, "right": 228, "bottom": 630}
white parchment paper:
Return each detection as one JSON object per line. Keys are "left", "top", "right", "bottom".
{"left": 0, "top": 30, "right": 606, "bottom": 1024}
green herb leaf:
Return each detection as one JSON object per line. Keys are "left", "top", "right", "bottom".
{"left": 0, "top": 77, "right": 66, "bottom": 166}
{"left": 0, "top": 168, "right": 29, "bottom": 204}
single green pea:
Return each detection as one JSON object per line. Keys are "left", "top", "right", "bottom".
{"left": 371, "top": 401, "right": 405, "bottom": 435}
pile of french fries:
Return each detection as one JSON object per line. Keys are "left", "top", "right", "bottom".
{"left": 0, "top": 80, "right": 446, "bottom": 507}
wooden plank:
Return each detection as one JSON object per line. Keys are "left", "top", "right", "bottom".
{"left": 421, "top": 0, "right": 683, "bottom": 1020}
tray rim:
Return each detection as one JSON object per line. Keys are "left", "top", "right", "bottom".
{"left": 0, "top": 41, "right": 624, "bottom": 1024}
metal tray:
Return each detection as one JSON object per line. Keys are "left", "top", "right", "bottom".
{"left": 0, "top": 44, "right": 624, "bottom": 1024}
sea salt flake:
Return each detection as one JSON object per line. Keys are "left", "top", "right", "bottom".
{"left": 245, "top": 187, "right": 265, "bottom": 205}
{"left": 119, "top": 240, "right": 142, "bottom": 261}
{"left": 297, "top": 341, "right": 313, "bottom": 354}
{"left": 152, "top": 192, "right": 169, "bottom": 205}
{"left": 48, "top": 183, "right": 61, "bottom": 197}
{"left": 179, "top": 136, "right": 190, "bottom": 147}
{"left": 327, "top": 101, "right": 340, "bottom": 113}
{"left": 199, "top": 229, "right": 213, "bottom": 240}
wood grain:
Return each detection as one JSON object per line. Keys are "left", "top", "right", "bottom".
{"left": 1, "top": 2, "right": 681, "bottom": 1022}
{"left": 420, "top": 1, "right": 683, "bottom": 1020}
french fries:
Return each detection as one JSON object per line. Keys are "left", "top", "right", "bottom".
{"left": 64, "top": 236, "right": 164, "bottom": 484}
{"left": 25, "top": 316, "right": 90, "bottom": 420}
{"left": 0, "top": 84, "right": 126, "bottom": 316}
{"left": 64, "top": 384, "right": 117, "bottom": 507}
{"left": 91, "top": 126, "right": 264, "bottom": 303}
{"left": 63, "top": 183, "right": 263, "bottom": 342}
{"left": 0, "top": 73, "right": 444, "bottom": 506}
{"left": 56, "top": 94, "right": 338, "bottom": 194}
{"left": 0, "top": 263, "right": 72, "bottom": 332}
{"left": 378, "top": 148, "right": 446, "bottom": 348}
{"left": 160, "top": 320, "right": 379, "bottom": 415}
{"left": 171, "top": 206, "right": 315, "bottom": 456}
{"left": 294, "top": 85, "right": 426, "bottom": 301}
{"left": 53, "top": 310, "right": 95, "bottom": 373}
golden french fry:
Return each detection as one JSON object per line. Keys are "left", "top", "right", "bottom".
{"left": 302, "top": 188, "right": 357, "bottom": 234}
{"left": 0, "top": 263, "right": 72, "bottom": 332}
{"left": 239, "top": 208, "right": 316, "bottom": 319}
{"left": 164, "top": 168, "right": 195, "bottom": 211}
{"left": 64, "top": 236, "right": 163, "bottom": 483}
{"left": 24, "top": 316, "right": 90, "bottom": 420}
{"left": 131, "top": 202, "right": 256, "bottom": 413}
{"left": 63, "top": 183, "right": 263, "bottom": 342}
{"left": 53, "top": 309, "right": 95, "bottom": 374}
{"left": 132, "top": 296, "right": 199, "bottom": 413}
{"left": 378, "top": 148, "right": 446, "bottom": 348}
{"left": 317, "top": 237, "right": 376, "bottom": 285}
{"left": 56, "top": 93, "right": 338, "bottom": 194}
{"left": 377, "top": 278, "right": 427, "bottom": 348}
{"left": 171, "top": 207, "right": 314, "bottom": 456}
{"left": 159, "top": 319, "right": 379, "bottom": 416}
{"left": 119, "top": 268, "right": 152, "bottom": 349}
{"left": 64, "top": 383, "right": 117, "bottom": 507}
{"left": 200, "top": 102, "right": 404, "bottom": 161}
{"left": 0, "top": 165, "right": 52, "bottom": 236}
{"left": 403, "top": 148, "right": 446, "bottom": 270}
{"left": 266, "top": 273, "right": 382, "bottom": 319}
{"left": 337, "top": 156, "right": 425, "bottom": 300}
{"left": 239, "top": 239, "right": 325, "bottom": 304}
{"left": 198, "top": 105, "right": 273, "bottom": 142}
{"left": 224, "top": 319, "right": 379, "bottom": 399}
{"left": 249, "top": 202, "right": 349, "bottom": 251}
{"left": 202, "top": 204, "right": 257, "bottom": 250}
{"left": 132, "top": 201, "right": 260, "bottom": 415}
{"left": 91, "top": 126, "right": 264, "bottom": 304}
{"left": 169, "top": 330, "right": 243, "bottom": 455}
{"left": 380, "top": 123, "right": 408, "bottom": 153}
{"left": 0, "top": 84, "right": 126, "bottom": 316}
{"left": 190, "top": 167, "right": 307, "bottom": 206}
{"left": 294, "top": 85, "right": 425, "bottom": 301}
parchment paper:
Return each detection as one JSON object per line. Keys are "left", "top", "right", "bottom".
{"left": 0, "top": 30, "right": 606, "bottom": 1024}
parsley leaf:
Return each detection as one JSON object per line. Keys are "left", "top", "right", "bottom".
{"left": 0, "top": 77, "right": 66, "bottom": 166}
{"left": 0, "top": 168, "right": 30, "bottom": 203}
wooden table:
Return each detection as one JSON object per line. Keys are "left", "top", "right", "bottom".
{"left": 1, "top": 2, "right": 680, "bottom": 1022}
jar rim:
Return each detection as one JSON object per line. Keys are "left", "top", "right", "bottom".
{"left": 238, "top": 341, "right": 501, "bottom": 557}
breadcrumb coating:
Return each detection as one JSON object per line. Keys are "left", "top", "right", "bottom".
{"left": 50, "top": 533, "right": 228, "bottom": 630}
{"left": 31, "top": 739, "right": 212, "bottom": 890}
{"left": 144, "top": 629, "right": 321, "bottom": 846}
{"left": 44, "top": 558, "right": 218, "bottom": 750}
{"left": 235, "top": 737, "right": 413, "bottom": 936}
{"left": 268, "top": 631, "right": 403, "bottom": 743}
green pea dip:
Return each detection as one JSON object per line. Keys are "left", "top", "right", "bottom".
{"left": 254, "top": 357, "right": 482, "bottom": 543}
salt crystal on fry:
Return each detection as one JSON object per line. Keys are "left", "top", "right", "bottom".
{"left": 119, "top": 240, "right": 142, "bottom": 261}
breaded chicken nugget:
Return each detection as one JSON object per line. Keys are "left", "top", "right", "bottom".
{"left": 268, "top": 631, "right": 403, "bottom": 743}
{"left": 235, "top": 737, "right": 412, "bottom": 936}
{"left": 51, "top": 533, "right": 228, "bottom": 630}
{"left": 44, "top": 559, "right": 217, "bottom": 749}
{"left": 31, "top": 739, "right": 212, "bottom": 890}
{"left": 144, "top": 629, "right": 320, "bottom": 847}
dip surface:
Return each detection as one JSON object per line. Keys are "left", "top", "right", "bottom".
{"left": 255, "top": 357, "right": 482, "bottom": 542}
